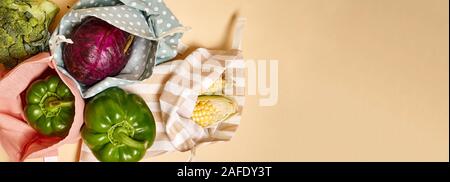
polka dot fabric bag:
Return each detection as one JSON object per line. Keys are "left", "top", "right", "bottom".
{"left": 50, "top": 0, "right": 188, "bottom": 98}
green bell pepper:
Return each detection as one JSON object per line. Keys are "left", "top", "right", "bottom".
{"left": 24, "top": 75, "right": 75, "bottom": 137}
{"left": 82, "top": 87, "right": 156, "bottom": 162}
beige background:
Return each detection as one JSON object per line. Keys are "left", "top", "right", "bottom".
{"left": 0, "top": 0, "right": 448, "bottom": 162}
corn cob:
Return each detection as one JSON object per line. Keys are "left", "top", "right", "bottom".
{"left": 192, "top": 95, "right": 238, "bottom": 127}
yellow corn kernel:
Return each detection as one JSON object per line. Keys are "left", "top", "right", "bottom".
{"left": 192, "top": 100, "right": 217, "bottom": 127}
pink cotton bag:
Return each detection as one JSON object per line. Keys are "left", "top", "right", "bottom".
{"left": 0, "top": 53, "right": 84, "bottom": 162}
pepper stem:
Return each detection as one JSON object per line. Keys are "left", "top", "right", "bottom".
{"left": 46, "top": 100, "right": 74, "bottom": 109}
{"left": 116, "top": 132, "right": 147, "bottom": 150}
{"left": 114, "top": 127, "right": 148, "bottom": 150}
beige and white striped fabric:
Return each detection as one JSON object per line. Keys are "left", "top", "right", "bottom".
{"left": 78, "top": 18, "right": 246, "bottom": 162}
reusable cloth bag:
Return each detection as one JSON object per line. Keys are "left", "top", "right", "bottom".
{"left": 0, "top": 53, "right": 85, "bottom": 162}
{"left": 79, "top": 18, "right": 246, "bottom": 162}
{"left": 50, "top": 0, "right": 187, "bottom": 98}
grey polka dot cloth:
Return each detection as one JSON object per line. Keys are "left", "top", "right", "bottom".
{"left": 50, "top": 0, "right": 185, "bottom": 98}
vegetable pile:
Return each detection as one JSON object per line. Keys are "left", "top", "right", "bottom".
{"left": 62, "top": 16, "right": 154, "bottom": 162}
{"left": 24, "top": 75, "right": 75, "bottom": 137}
{"left": 63, "top": 17, "right": 135, "bottom": 86}
{"left": 0, "top": 0, "right": 59, "bottom": 68}
{"left": 1, "top": 0, "right": 239, "bottom": 162}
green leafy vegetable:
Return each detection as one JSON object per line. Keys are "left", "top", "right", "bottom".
{"left": 0, "top": 0, "right": 59, "bottom": 68}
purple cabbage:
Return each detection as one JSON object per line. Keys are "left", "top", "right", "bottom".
{"left": 63, "top": 17, "right": 133, "bottom": 86}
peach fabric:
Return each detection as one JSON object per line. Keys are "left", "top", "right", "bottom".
{"left": 0, "top": 53, "right": 85, "bottom": 162}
